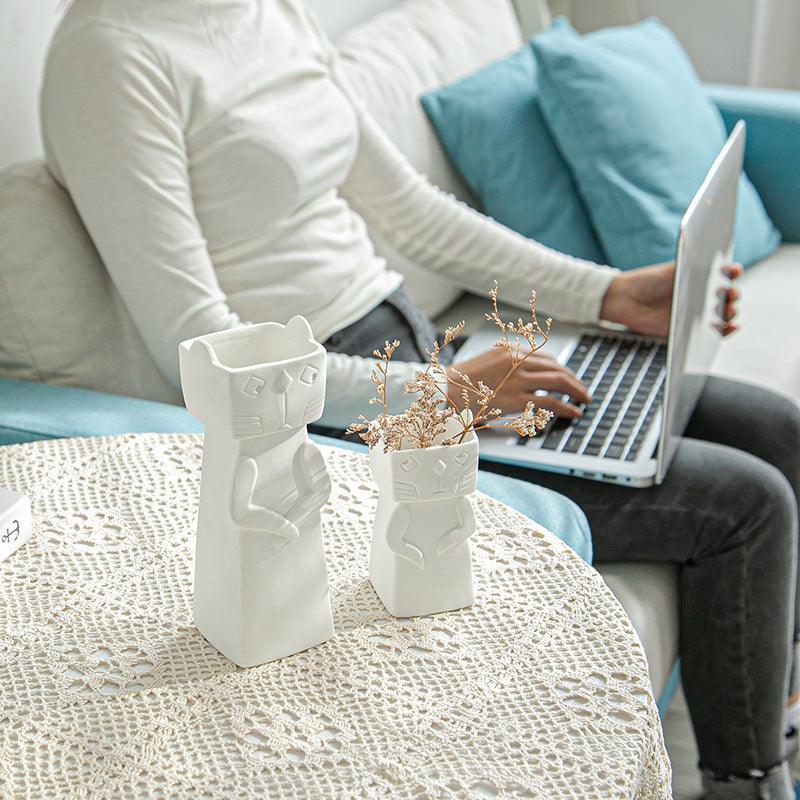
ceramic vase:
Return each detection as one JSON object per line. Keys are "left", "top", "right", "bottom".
{"left": 369, "top": 416, "right": 478, "bottom": 617}
{"left": 179, "top": 317, "right": 334, "bottom": 667}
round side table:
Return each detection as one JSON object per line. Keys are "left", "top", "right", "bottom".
{"left": 0, "top": 434, "right": 671, "bottom": 799}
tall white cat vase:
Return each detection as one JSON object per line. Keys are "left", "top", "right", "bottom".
{"left": 369, "top": 417, "right": 479, "bottom": 617}
{"left": 179, "top": 317, "right": 334, "bottom": 667}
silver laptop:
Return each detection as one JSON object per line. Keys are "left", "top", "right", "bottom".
{"left": 456, "top": 122, "right": 745, "bottom": 488}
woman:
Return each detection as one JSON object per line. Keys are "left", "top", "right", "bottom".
{"left": 41, "top": 0, "right": 800, "bottom": 796}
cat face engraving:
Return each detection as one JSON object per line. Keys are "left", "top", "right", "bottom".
{"left": 230, "top": 358, "right": 323, "bottom": 436}
{"left": 179, "top": 316, "right": 326, "bottom": 436}
{"left": 385, "top": 439, "right": 478, "bottom": 503}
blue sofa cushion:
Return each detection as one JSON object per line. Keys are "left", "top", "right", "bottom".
{"left": 0, "top": 378, "right": 202, "bottom": 444}
{"left": 708, "top": 83, "right": 800, "bottom": 243}
{"left": 0, "top": 378, "right": 593, "bottom": 563}
{"left": 420, "top": 36, "right": 605, "bottom": 263}
{"left": 531, "top": 17, "right": 780, "bottom": 269}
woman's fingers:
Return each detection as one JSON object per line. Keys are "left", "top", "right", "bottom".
{"left": 522, "top": 368, "right": 592, "bottom": 404}
{"left": 522, "top": 355, "right": 591, "bottom": 402}
{"left": 715, "top": 286, "right": 740, "bottom": 322}
{"left": 723, "top": 323, "right": 739, "bottom": 336}
{"left": 718, "top": 264, "right": 743, "bottom": 332}
{"left": 712, "top": 321, "right": 739, "bottom": 337}
{"left": 529, "top": 393, "right": 584, "bottom": 419}
{"left": 716, "top": 285, "right": 740, "bottom": 302}
{"left": 722, "top": 263, "right": 743, "bottom": 281}
{"left": 451, "top": 349, "right": 592, "bottom": 417}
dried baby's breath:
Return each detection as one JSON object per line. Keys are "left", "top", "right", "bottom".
{"left": 347, "top": 284, "right": 554, "bottom": 451}
{"left": 486, "top": 280, "right": 552, "bottom": 366}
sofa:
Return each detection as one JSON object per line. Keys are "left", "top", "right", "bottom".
{"left": 1, "top": 0, "right": 799, "bottom": 767}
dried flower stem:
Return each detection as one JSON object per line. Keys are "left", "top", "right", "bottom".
{"left": 347, "top": 284, "right": 555, "bottom": 451}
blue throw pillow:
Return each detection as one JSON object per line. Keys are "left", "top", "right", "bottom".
{"left": 531, "top": 17, "right": 780, "bottom": 269}
{"left": 421, "top": 40, "right": 605, "bottom": 263}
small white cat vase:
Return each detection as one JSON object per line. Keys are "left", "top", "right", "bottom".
{"left": 369, "top": 416, "right": 479, "bottom": 617}
{"left": 349, "top": 286, "right": 555, "bottom": 617}
{"left": 179, "top": 317, "right": 334, "bottom": 667}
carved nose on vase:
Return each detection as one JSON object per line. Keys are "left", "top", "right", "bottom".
{"left": 433, "top": 459, "right": 447, "bottom": 492}
{"left": 272, "top": 369, "right": 293, "bottom": 394}
{"left": 272, "top": 369, "right": 294, "bottom": 429}
{"left": 280, "top": 401, "right": 305, "bottom": 431}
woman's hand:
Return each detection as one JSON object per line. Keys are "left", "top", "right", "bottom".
{"left": 600, "top": 261, "right": 742, "bottom": 337}
{"left": 446, "top": 350, "right": 591, "bottom": 418}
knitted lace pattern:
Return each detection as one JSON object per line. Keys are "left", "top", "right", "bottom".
{"left": 0, "top": 434, "right": 671, "bottom": 799}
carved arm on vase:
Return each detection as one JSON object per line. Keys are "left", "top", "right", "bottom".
{"left": 435, "top": 497, "right": 475, "bottom": 558}
{"left": 285, "top": 441, "right": 332, "bottom": 528}
{"left": 231, "top": 458, "right": 300, "bottom": 544}
{"left": 386, "top": 504, "right": 425, "bottom": 569}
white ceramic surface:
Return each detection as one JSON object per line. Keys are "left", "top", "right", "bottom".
{"left": 178, "top": 316, "right": 334, "bottom": 667}
{"left": 369, "top": 418, "right": 478, "bottom": 617}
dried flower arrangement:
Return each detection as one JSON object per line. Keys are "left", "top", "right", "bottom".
{"left": 347, "top": 283, "right": 555, "bottom": 452}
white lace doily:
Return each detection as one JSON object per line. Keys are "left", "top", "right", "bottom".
{"left": 0, "top": 434, "right": 671, "bottom": 799}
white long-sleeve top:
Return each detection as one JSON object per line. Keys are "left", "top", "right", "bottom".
{"left": 41, "top": 0, "right": 617, "bottom": 427}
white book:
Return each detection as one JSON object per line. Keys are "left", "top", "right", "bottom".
{"left": 0, "top": 488, "right": 31, "bottom": 563}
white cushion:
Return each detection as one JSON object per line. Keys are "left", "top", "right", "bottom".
{"left": 711, "top": 244, "right": 800, "bottom": 403}
{"left": 595, "top": 563, "right": 680, "bottom": 699}
{"left": 337, "top": 0, "right": 523, "bottom": 317}
{"left": 0, "top": 161, "right": 182, "bottom": 404}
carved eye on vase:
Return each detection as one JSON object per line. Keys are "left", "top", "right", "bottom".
{"left": 299, "top": 364, "right": 319, "bottom": 386}
{"left": 241, "top": 375, "right": 266, "bottom": 398}
{"left": 400, "top": 456, "right": 419, "bottom": 473}
{"left": 273, "top": 369, "right": 293, "bottom": 394}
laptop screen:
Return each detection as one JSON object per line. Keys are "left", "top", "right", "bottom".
{"left": 656, "top": 122, "right": 745, "bottom": 483}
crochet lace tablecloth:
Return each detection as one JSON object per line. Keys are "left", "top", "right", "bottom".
{"left": 0, "top": 434, "right": 671, "bottom": 799}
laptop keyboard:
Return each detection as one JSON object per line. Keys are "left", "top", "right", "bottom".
{"left": 520, "top": 335, "right": 666, "bottom": 461}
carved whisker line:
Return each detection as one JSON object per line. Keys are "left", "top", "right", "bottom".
{"left": 232, "top": 415, "right": 263, "bottom": 436}
{"left": 391, "top": 481, "right": 420, "bottom": 501}
{"left": 456, "top": 472, "right": 478, "bottom": 493}
{"left": 304, "top": 397, "right": 325, "bottom": 413}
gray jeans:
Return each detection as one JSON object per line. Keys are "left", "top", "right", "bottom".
{"left": 321, "top": 287, "right": 800, "bottom": 782}
{"left": 488, "top": 377, "right": 800, "bottom": 781}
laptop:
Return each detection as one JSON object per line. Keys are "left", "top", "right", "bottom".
{"left": 455, "top": 121, "right": 745, "bottom": 488}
